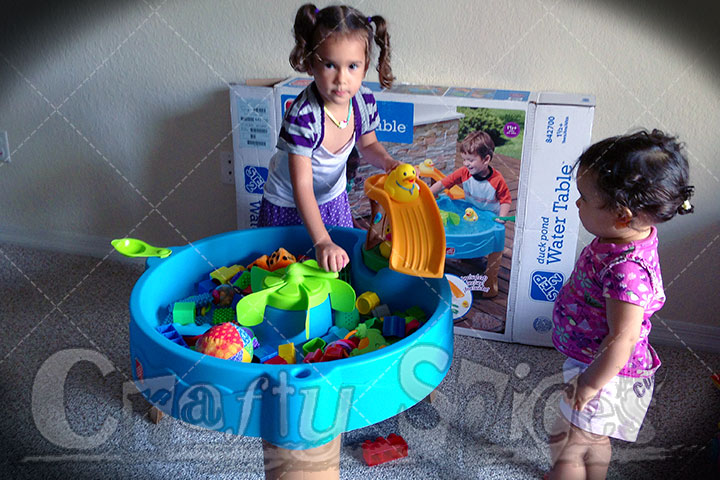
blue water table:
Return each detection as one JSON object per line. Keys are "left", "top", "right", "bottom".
{"left": 127, "top": 225, "right": 453, "bottom": 453}
{"left": 435, "top": 195, "right": 507, "bottom": 298}
{"left": 436, "top": 195, "right": 505, "bottom": 259}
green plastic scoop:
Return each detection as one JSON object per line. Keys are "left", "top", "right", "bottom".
{"left": 111, "top": 238, "right": 172, "bottom": 259}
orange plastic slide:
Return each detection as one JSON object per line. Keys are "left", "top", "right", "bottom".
{"left": 364, "top": 174, "right": 446, "bottom": 278}
{"left": 416, "top": 162, "right": 465, "bottom": 200}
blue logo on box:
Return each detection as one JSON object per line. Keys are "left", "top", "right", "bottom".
{"left": 376, "top": 101, "right": 413, "bottom": 144}
{"left": 244, "top": 166, "right": 268, "bottom": 194}
{"left": 281, "top": 94, "right": 297, "bottom": 116}
{"left": 530, "top": 271, "right": 565, "bottom": 302}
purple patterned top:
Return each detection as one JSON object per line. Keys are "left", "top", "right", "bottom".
{"left": 552, "top": 227, "right": 664, "bottom": 378}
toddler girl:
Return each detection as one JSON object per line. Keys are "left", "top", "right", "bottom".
{"left": 259, "top": 4, "right": 400, "bottom": 272}
{"left": 547, "top": 129, "right": 694, "bottom": 479}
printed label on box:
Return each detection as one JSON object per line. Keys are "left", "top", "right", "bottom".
{"left": 236, "top": 97, "right": 273, "bottom": 150}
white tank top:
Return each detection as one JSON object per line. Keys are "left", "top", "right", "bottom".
{"left": 263, "top": 134, "right": 354, "bottom": 207}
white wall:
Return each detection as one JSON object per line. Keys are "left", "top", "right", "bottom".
{"left": 1, "top": 1, "right": 718, "bottom": 337}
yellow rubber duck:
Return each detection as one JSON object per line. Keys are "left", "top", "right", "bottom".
{"left": 463, "top": 207, "right": 478, "bottom": 222}
{"left": 418, "top": 158, "right": 435, "bottom": 175}
{"left": 384, "top": 163, "right": 419, "bottom": 202}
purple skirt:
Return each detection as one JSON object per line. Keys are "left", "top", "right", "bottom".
{"left": 257, "top": 192, "right": 353, "bottom": 228}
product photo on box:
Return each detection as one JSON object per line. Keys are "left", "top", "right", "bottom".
{"left": 230, "top": 78, "right": 595, "bottom": 347}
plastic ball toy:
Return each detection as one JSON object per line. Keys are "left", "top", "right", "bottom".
{"left": 195, "top": 323, "right": 253, "bottom": 362}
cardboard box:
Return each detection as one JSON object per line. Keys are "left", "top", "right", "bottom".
{"left": 229, "top": 78, "right": 594, "bottom": 346}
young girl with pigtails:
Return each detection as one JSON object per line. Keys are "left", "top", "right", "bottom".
{"left": 547, "top": 129, "right": 695, "bottom": 479}
{"left": 259, "top": 4, "right": 400, "bottom": 272}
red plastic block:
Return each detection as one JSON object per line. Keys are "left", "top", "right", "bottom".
{"left": 322, "top": 344, "right": 349, "bottom": 361}
{"left": 361, "top": 434, "right": 408, "bottom": 466}
{"left": 405, "top": 318, "right": 420, "bottom": 336}
{"left": 264, "top": 355, "right": 288, "bottom": 364}
{"left": 303, "top": 348, "right": 324, "bottom": 364}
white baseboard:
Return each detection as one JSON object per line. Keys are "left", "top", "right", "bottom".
{"left": 0, "top": 225, "right": 144, "bottom": 265}
{"left": 649, "top": 318, "right": 720, "bottom": 354}
{"left": 2, "top": 226, "right": 719, "bottom": 353}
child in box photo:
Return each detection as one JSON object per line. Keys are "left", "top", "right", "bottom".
{"left": 429, "top": 130, "right": 512, "bottom": 221}
{"left": 430, "top": 130, "right": 513, "bottom": 299}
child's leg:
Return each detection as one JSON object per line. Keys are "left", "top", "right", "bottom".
{"left": 584, "top": 431, "right": 611, "bottom": 480}
{"left": 548, "top": 414, "right": 611, "bottom": 480}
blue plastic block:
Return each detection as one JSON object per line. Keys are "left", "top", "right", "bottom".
{"left": 382, "top": 316, "right": 406, "bottom": 338}
{"left": 328, "top": 325, "right": 349, "bottom": 340}
{"left": 196, "top": 278, "right": 217, "bottom": 294}
{"left": 155, "top": 324, "right": 189, "bottom": 348}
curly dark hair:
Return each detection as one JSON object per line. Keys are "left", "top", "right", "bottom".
{"left": 575, "top": 129, "right": 694, "bottom": 223}
{"left": 289, "top": 4, "right": 394, "bottom": 88}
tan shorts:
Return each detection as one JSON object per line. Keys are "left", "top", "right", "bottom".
{"left": 559, "top": 357, "right": 654, "bottom": 442}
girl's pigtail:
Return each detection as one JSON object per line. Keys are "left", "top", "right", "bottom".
{"left": 370, "top": 15, "right": 394, "bottom": 89}
{"left": 678, "top": 186, "right": 695, "bottom": 215}
{"left": 289, "top": 4, "right": 319, "bottom": 72}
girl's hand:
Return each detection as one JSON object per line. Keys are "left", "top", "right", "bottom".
{"left": 564, "top": 373, "right": 600, "bottom": 412}
{"left": 314, "top": 239, "right": 349, "bottom": 272}
{"left": 389, "top": 160, "right": 402, "bottom": 172}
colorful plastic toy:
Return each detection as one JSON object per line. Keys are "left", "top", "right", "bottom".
{"left": 302, "top": 337, "right": 326, "bottom": 355}
{"left": 266, "top": 247, "right": 297, "bottom": 271}
{"left": 236, "top": 260, "right": 355, "bottom": 340}
{"left": 247, "top": 254, "right": 270, "bottom": 271}
{"left": 278, "top": 343, "right": 296, "bottom": 364}
{"left": 463, "top": 207, "right": 479, "bottom": 222}
{"left": 211, "top": 284, "right": 235, "bottom": 307}
{"left": 439, "top": 209, "right": 461, "bottom": 226}
{"left": 333, "top": 308, "right": 360, "bottom": 331}
{"left": 211, "top": 307, "right": 234, "bottom": 325}
{"left": 361, "top": 434, "right": 408, "bottom": 466}
{"left": 364, "top": 169, "right": 446, "bottom": 278}
{"left": 349, "top": 324, "right": 387, "bottom": 356}
{"left": 155, "top": 324, "right": 188, "bottom": 348}
{"left": 356, "top": 291, "right": 380, "bottom": 315}
{"left": 382, "top": 316, "right": 406, "bottom": 338}
{"left": 383, "top": 163, "right": 420, "bottom": 202}
{"left": 172, "top": 302, "right": 196, "bottom": 326}
{"left": 417, "top": 159, "right": 465, "bottom": 199}
{"left": 195, "top": 323, "right": 253, "bottom": 362}
{"left": 210, "top": 265, "right": 244, "bottom": 284}
{"left": 111, "top": 238, "right": 171, "bottom": 258}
